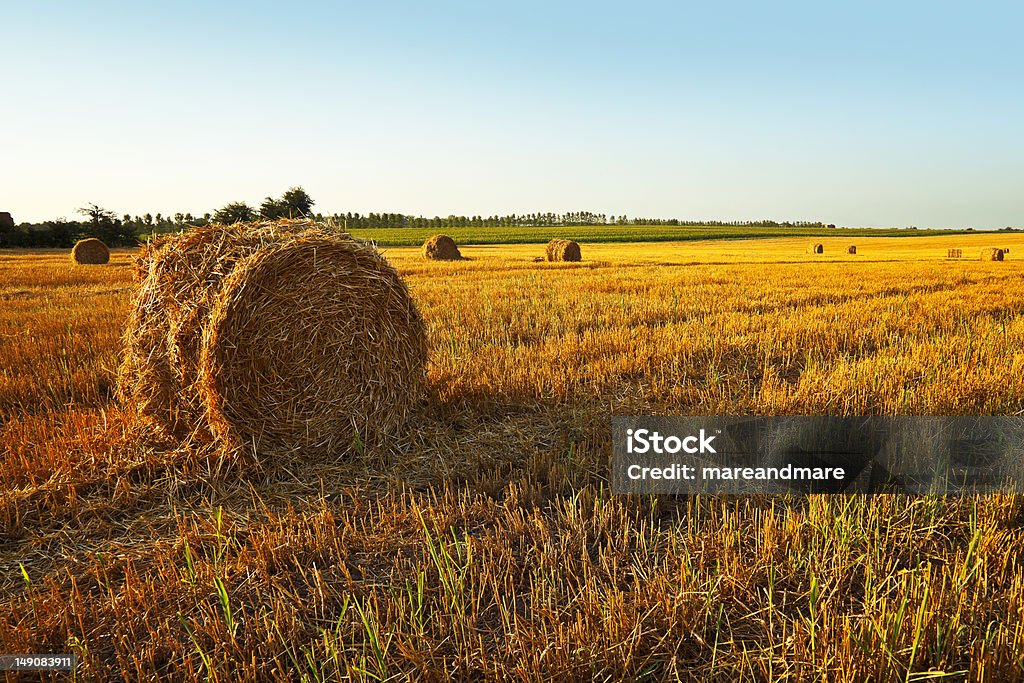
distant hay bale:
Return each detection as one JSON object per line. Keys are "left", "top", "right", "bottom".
{"left": 422, "top": 234, "right": 462, "bottom": 260}
{"left": 119, "top": 220, "right": 427, "bottom": 459}
{"left": 947, "top": 248, "right": 962, "bottom": 259}
{"left": 71, "top": 238, "right": 110, "bottom": 264}
{"left": 808, "top": 243, "right": 824, "bottom": 254}
{"left": 546, "top": 239, "right": 582, "bottom": 262}
{"left": 847, "top": 246, "right": 857, "bottom": 254}
{"left": 980, "top": 248, "right": 1005, "bottom": 261}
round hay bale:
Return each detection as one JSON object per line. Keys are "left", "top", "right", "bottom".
{"left": 546, "top": 238, "right": 582, "bottom": 262}
{"left": 120, "top": 223, "right": 300, "bottom": 432}
{"left": 71, "top": 238, "right": 110, "bottom": 264}
{"left": 847, "top": 245, "right": 857, "bottom": 255}
{"left": 980, "top": 247, "right": 1005, "bottom": 261}
{"left": 807, "top": 243, "right": 824, "bottom": 255}
{"left": 422, "top": 234, "right": 462, "bottom": 260}
{"left": 119, "top": 220, "right": 426, "bottom": 458}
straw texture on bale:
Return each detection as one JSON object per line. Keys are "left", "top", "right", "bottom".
{"left": 807, "top": 243, "right": 824, "bottom": 254}
{"left": 119, "top": 220, "right": 427, "bottom": 458}
{"left": 981, "top": 248, "right": 1005, "bottom": 261}
{"left": 546, "top": 239, "right": 582, "bottom": 262}
{"left": 847, "top": 246, "right": 857, "bottom": 255}
{"left": 131, "top": 236, "right": 171, "bottom": 283}
{"left": 422, "top": 234, "right": 462, "bottom": 260}
{"left": 71, "top": 238, "right": 110, "bottom": 264}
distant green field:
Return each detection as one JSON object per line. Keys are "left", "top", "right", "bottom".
{"left": 349, "top": 224, "right": 968, "bottom": 246}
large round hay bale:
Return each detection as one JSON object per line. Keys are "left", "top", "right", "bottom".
{"left": 119, "top": 220, "right": 427, "bottom": 458}
{"left": 980, "top": 247, "right": 1005, "bottom": 261}
{"left": 131, "top": 235, "right": 171, "bottom": 283}
{"left": 71, "top": 238, "right": 110, "bottom": 264}
{"left": 807, "top": 243, "right": 824, "bottom": 255}
{"left": 847, "top": 245, "right": 857, "bottom": 255}
{"left": 546, "top": 238, "right": 582, "bottom": 262}
{"left": 422, "top": 234, "right": 462, "bottom": 260}
{"left": 120, "top": 223, "right": 294, "bottom": 432}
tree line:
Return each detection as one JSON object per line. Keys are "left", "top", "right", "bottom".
{"left": 1, "top": 186, "right": 834, "bottom": 248}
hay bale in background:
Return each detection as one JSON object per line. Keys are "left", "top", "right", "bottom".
{"left": 119, "top": 220, "right": 427, "bottom": 458}
{"left": 980, "top": 248, "right": 1005, "bottom": 261}
{"left": 848, "top": 246, "right": 857, "bottom": 255}
{"left": 546, "top": 239, "right": 582, "bottom": 262}
{"left": 808, "top": 243, "right": 824, "bottom": 254}
{"left": 71, "top": 238, "right": 110, "bottom": 264}
{"left": 422, "top": 234, "right": 462, "bottom": 260}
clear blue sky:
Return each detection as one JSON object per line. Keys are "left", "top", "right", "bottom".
{"left": 3, "top": 1, "right": 1022, "bottom": 227}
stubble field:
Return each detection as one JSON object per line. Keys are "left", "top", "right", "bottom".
{"left": 2, "top": 234, "right": 1024, "bottom": 681}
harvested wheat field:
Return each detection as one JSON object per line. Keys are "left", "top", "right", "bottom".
{"left": 3, "top": 233, "right": 1024, "bottom": 680}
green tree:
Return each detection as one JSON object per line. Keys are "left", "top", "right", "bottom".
{"left": 259, "top": 196, "right": 286, "bottom": 219}
{"left": 77, "top": 203, "right": 136, "bottom": 246}
{"left": 78, "top": 203, "right": 117, "bottom": 227}
{"left": 279, "top": 186, "right": 314, "bottom": 217}
{"left": 213, "top": 202, "right": 256, "bottom": 224}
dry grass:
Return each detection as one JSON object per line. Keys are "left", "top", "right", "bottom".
{"left": 3, "top": 234, "right": 1024, "bottom": 680}
{"left": 71, "top": 238, "right": 110, "bottom": 265}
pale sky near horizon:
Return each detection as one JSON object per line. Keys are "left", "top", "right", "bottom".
{"left": 2, "top": 1, "right": 1022, "bottom": 228}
